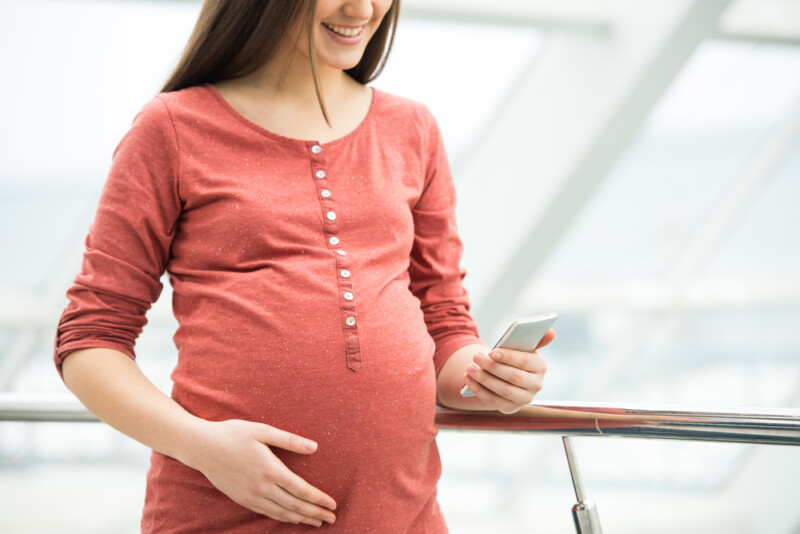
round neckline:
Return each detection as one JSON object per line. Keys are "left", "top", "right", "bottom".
{"left": 202, "top": 82, "right": 378, "bottom": 147}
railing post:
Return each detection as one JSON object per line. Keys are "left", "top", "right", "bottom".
{"left": 563, "top": 436, "right": 603, "bottom": 534}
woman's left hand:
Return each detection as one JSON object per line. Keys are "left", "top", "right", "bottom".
{"left": 463, "top": 329, "right": 555, "bottom": 414}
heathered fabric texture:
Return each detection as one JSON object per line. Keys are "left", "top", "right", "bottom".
{"left": 54, "top": 83, "right": 483, "bottom": 533}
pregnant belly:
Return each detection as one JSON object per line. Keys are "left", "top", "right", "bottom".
{"left": 152, "top": 299, "right": 443, "bottom": 532}
{"left": 154, "top": 290, "right": 443, "bottom": 531}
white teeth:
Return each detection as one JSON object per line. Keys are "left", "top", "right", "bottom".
{"left": 323, "top": 23, "right": 362, "bottom": 37}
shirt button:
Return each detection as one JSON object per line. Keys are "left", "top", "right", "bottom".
{"left": 344, "top": 292, "right": 354, "bottom": 301}
{"left": 340, "top": 269, "right": 351, "bottom": 278}
{"left": 316, "top": 170, "right": 326, "bottom": 179}
{"left": 329, "top": 236, "right": 340, "bottom": 246}
{"left": 327, "top": 211, "right": 336, "bottom": 221}
{"left": 321, "top": 189, "right": 332, "bottom": 198}
{"left": 346, "top": 316, "right": 356, "bottom": 326}
{"left": 336, "top": 250, "right": 346, "bottom": 256}
{"left": 312, "top": 144, "right": 322, "bottom": 154}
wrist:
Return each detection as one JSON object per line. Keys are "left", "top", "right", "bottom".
{"left": 168, "top": 414, "right": 214, "bottom": 470}
{"left": 436, "top": 343, "right": 494, "bottom": 411}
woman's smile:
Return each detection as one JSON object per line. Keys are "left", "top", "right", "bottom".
{"left": 321, "top": 21, "right": 367, "bottom": 47}
{"left": 322, "top": 22, "right": 365, "bottom": 38}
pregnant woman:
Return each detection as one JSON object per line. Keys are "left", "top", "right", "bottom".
{"left": 54, "top": 0, "right": 553, "bottom": 531}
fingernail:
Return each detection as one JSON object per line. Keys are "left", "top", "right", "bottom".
{"left": 490, "top": 351, "right": 502, "bottom": 360}
{"left": 324, "top": 515, "right": 336, "bottom": 524}
{"left": 474, "top": 353, "right": 485, "bottom": 363}
{"left": 305, "top": 440, "right": 317, "bottom": 451}
{"left": 310, "top": 520, "right": 322, "bottom": 527}
{"left": 467, "top": 363, "right": 480, "bottom": 375}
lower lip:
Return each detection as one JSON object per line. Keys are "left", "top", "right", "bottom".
{"left": 322, "top": 24, "right": 364, "bottom": 45}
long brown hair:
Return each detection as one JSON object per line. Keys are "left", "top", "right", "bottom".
{"left": 160, "top": 0, "right": 401, "bottom": 124}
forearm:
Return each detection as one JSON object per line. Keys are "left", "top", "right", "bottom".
{"left": 61, "top": 348, "right": 206, "bottom": 468}
{"left": 436, "top": 343, "right": 494, "bottom": 411}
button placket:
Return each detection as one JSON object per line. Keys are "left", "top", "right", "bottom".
{"left": 307, "top": 141, "right": 361, "bottom": 371}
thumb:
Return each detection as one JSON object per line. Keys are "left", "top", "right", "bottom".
{"left": 535, "top": 328, "right": 556, "bottom": 351}
{"left": 257, "top": 424, "right": 318, "bottom": 454}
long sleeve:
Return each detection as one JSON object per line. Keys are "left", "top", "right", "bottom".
{"left": 54, "top": 96, "right": 181, "bottom": 377}
{"left": 408, "top": 107, "right": 483, "bottom": 376}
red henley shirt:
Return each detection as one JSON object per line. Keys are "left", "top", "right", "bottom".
{"left": 54, "top": 83, "right": 483, "bottom": 533}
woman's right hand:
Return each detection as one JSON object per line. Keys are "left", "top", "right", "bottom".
{"left": 185, "top": 419, "right": 337, "bottom": 527}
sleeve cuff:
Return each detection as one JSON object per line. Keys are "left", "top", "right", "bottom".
{"left": 54, "top": 338, "right": 136, "bottom": 381}
{"left": 432, "top": 334, "right": 486, "bottom": 377}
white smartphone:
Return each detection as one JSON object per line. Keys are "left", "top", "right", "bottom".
{"left": 460, "top": 312, "right": 558, "bottom": 397}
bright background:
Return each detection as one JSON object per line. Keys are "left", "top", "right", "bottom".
{"left": 1, "top": 0, "right": 799, "bottom": 532}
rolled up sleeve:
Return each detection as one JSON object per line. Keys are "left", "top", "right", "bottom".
{"left": 54, "top": 96, "right": 181, "bottom": 377}
{"left": 408, "top": 108, "right": 483, "bottom": 376}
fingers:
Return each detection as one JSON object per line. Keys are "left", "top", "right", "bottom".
{"left": 275, "top": 465, "right": 338, "bottom": 513}
{"left": 485, "top": 348, "right": 547, "bottom": 374}
{"left": 243, "top": 456, "right": 336, "bottom": 527}
{"left": 466, "top": 359, "right": 539, "bottom": 406}
{"left": 255, "top": 425, "right": 338, "bottom": 513}
{"left": 269, "top": 483, "right": 336, "bottom": 526}
{"left": 258, "top": 425, "right": 318, "bottom": 455}
{"left": 251, "top": 497, "right": 330, "bottom": 527}
{"left": 464, "top": 350, "right": 547, "bottom": 413}
{"left": 464, "top": 375, "right": 525, "bottom": 414}
{"left": 240, "top": 487, "right": 332, "bottom": 527}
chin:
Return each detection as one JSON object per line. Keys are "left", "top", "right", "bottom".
{"left": 319, "top": 53, "right": 366, "bottom": 72}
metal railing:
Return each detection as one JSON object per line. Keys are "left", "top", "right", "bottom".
{"left": 3, "top": 394, "right": 800, "bottom": 533}
{"left": 435, "top": 401, "right": 800, "bottom": 446}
